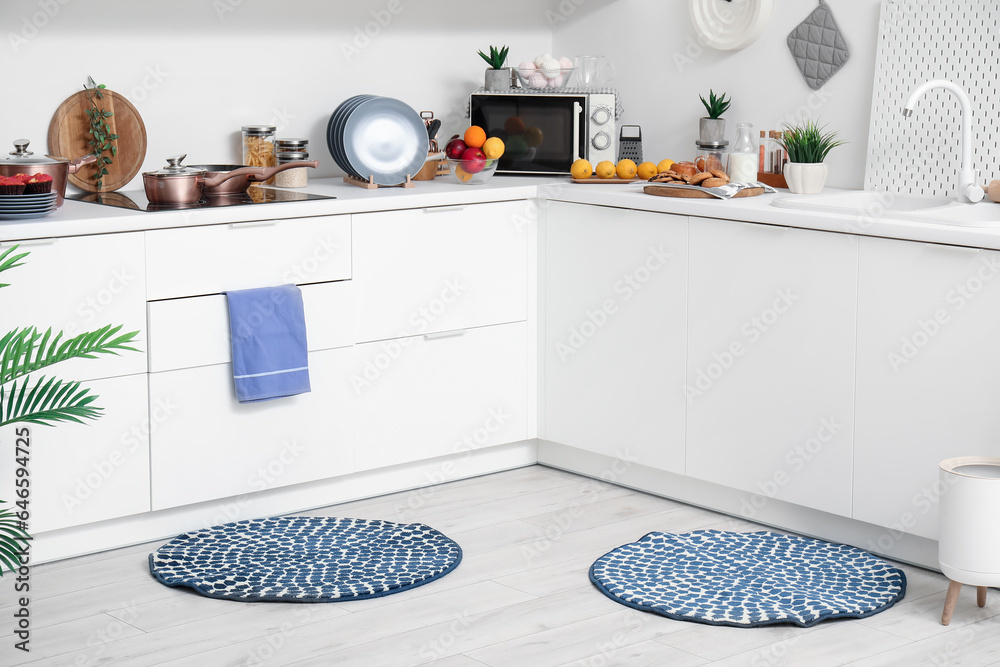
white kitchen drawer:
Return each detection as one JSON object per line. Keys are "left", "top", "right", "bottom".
{"left": 145, "top": 214, "right": 351, "bottom": 300}
{"left": 147, "top": 280, "right": 355, "bottom": 372}
{"left": 353, "top": 321, "right": 529, "bottom": 471}
{"left": 0, "top": 233, "right": 147, "bottom": 381}
{"left": 352, "top": 202, "right": 528, "bottom": 342}
{"left": 149, "top": 346, "right": 354, "bottom": 509}
{"left": 0, "top": 373, "right": 150, "bottom": 533}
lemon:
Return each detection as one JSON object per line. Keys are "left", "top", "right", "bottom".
{"left": 571, "top": 158, "right": 593, "bottom": 180}
{"left": 483, "top": 137, "right": 505, "bottom": 160}
{"left": 657, "top": 159, "right": 675, "bottom": 173}
{"left": 636, "top": 161, "right": 658, "bottom": 180}
{"left": 616, "top": 159, "right": 637, "bottom": 180}
{"left": 595, "top": 161, "right": 617, "bottom": 179}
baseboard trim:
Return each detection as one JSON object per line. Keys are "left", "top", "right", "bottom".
{"left": 536, "top": 440, "right": 939, "bottom": 571}
{"left": 32, "top": 440, "right": 537, "bottom": 564}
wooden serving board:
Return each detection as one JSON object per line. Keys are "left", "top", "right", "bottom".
{"left": 643, "top": 185, "right": 765, "bottom": 199}
{"left": 48, "top": 88, "right": 147, "bottom": 192}
{"left": 571, "top": 176, "right": 641, "bottom": 184}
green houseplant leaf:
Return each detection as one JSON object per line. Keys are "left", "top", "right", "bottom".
{"left": 0, "top": 503, "right": 29, "bottom": 574}
{"left": 778, "top": 119, "right": 846, "bottom": 163}
{"left": 478, "top": 45, "right": 509, "bottom": 70}
{"left": 699, "top": 90, "right": 731, "bottom": 119}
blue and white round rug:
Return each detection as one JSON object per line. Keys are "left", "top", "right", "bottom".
{"left": 590, "top": 530, "right": 906, "bottom": 627}
{"left": 149, "top": 516, "right": 462, "bottom": 602}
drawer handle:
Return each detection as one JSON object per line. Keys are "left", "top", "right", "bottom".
{"left": 423, "top": 329, "right": 467, "bottom": 340}
{"left": 423, "top": 206, "right": 466, "bottom": 214}
{"left": 1, "top": 238, "right": 56, "bottom": 247}
{"left": 229, "top": 220, "right": 278, "bottom": 229}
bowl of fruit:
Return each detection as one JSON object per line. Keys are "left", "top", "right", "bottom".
{"left": 515, "top": 54, "right": 575, "bottom": 90}
{"left": 445, "top": 126, "right": 505, "bottom": 185}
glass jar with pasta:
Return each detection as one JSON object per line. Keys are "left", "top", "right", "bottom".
{"left": 242, "top": 125, "right": 277, "bottom": 184}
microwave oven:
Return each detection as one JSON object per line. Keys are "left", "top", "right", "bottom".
{"left": 469, "top": 92, "right": 616, "bottom": 175}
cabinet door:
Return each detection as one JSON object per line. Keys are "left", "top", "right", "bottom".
{"left": 352, "top": 202, "right": 528, "bottom": 342}
{"left": 0, "top": 233, "right": 147, "bottom": 381}
{"left": 543, "top": 202, "right": 688, "bottom": 473}
{"left": 855, "top": 237, "right": 1000, "bottom": 540}
{"left": 148, "top": 347, "right": 355, "bottom": 509}
{"left": 0, "top": 374, "right": 150, "bottom": 533}
{"left": 353, "top": 322, "right": 528, "bottom": 470}
{"left": 686, "top": 219, "right": 858, "bottom": 517}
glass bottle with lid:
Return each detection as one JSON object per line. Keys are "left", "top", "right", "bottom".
{"left": 728, "top": 123, "right": 758, "bottom": 183}
{"left": 242, "top": 125, "right": 276, "bottom": 183}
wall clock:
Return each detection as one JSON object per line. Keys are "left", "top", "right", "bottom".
{"left": 689, "top": 0, "right": 773, "bottom": 51}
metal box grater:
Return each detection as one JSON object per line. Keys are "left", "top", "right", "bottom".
{"left": 617, "top": 125, "right": 642, "bottom": 162}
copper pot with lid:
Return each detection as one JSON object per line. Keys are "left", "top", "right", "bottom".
{"left": 142, "top": 155, "right": 267, "bottom": 205}
{"left": 0, "top": 139, "right": 97, "bottom": 207}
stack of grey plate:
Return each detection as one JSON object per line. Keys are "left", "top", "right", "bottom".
{"left": 327, "top": 95, "right": 429, "bottom": 186}
{"left": 0, "top": 192, "right": 58, "bottom": 220}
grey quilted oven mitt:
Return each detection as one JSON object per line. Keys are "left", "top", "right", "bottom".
{"left": 787, "top": 0, "right": 850, "bottom": 90}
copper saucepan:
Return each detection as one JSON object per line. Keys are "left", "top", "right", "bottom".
{"left": 187, "top": 161, "right": 319, "bottom": 195}
{"left": 142, "top": 155, "right": 267, "bottom": 205}
{"left": 0, "top": 139, "right": 97, "bottom": 207}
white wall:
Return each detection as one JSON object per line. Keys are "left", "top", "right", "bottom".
{"left": 552, "top": 0, "right": 882, "bottom": 189}
{"left": 1, "top": 0, "right": 555, "bottom": 191}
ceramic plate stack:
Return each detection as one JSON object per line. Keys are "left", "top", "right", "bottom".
{"left": 0, "top": 192, "right": 58, "bottom": 220}
{"left": 327, "top": 95, "right": 428, "bottom": 186}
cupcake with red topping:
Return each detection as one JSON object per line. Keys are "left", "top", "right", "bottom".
{"left": 24, "top": 173, "right": 53, "bottom": 194}
{"left": 0, "top": 176, "right": 26, "bottom": 195}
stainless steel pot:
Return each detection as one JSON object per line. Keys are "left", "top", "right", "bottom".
{"left": 187, "top": 161, "right": 319, "bottom": 195}
{"left": 142, "top": 155, "right": 263, "bottom": 205}
{"left": 0, "top": 139, "right": 96, "bottom": 207}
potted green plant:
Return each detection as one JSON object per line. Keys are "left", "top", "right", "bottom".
{"left": 778, "top": 119, "right": 845, "bottom": 194}
{"left": 699, "top": 90, "right": 731, "bottom": 143}
{"left": 479, "top": 45, "right": 511, "bottom": 91}
{"left": 0, "top": 244, "right": 139, "bottom": 574}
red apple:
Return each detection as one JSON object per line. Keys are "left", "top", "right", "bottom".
{"left": 445, "top": 137, "right": 468, "bottom": 160}
{"left": 460, "top": 147, "right": 486, "bottom": 174}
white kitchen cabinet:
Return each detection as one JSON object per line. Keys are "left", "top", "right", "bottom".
{"left": 353, "top": 322, "right": 529, "bottom": 471}
{"left": 0, "top": 233, "right": 147, "bottom": 381}
{"left": 352, "top": 202, "right": 528, "bottom": 342}
{"left": 148, "top": 346, "right": 355, "bottom": 509}
{"left": 145, "top": 214, "right": 351, "bottom": 300}
{"left": 543, "top": 202, "right": 688, "bottom": 473}
{"left": 0, "top": 373, "right": 150, "bottom": 533}
{"left": 686, "top": 218, "right": 858, "bottom": 517}
{"left": 855, "top": 237, "right": 1000, "bottom": 540}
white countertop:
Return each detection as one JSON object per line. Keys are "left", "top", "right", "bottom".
{"left": 5, "top": 176, "right": 1000, "bottom": 251}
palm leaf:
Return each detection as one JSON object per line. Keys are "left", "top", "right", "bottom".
{"left": 0, "top": 324, "right": 140, "bottom": 385}
{"left": 0, "top": 502, "right": 30, "bottom": 575}
{"left": 0, "top": 244, "right": 28, "bottom": 289}
{"left": 0, "top": 375, "right": 102, "bottom": 427}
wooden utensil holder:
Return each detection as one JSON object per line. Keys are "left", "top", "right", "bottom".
{"left": 757, "top": 172, "right": 788, "bottom": 189}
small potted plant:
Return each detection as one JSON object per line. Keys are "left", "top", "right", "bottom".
{"left": 699, "top": 90, "right": 730, "bottom": 143}
{"left": 778, "top": 119, "right": 845, "bottom": 194}
{"left": 479, "top": 45, "right": 511, "bottom": 91}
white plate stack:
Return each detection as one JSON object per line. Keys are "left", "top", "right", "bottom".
{"left": 0, "top": 192, "right": 58, "bottom": 220}
{"left": 326, "top": 95, "right": 428, "bottom": 186}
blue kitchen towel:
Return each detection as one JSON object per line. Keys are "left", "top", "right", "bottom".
{"left": 223, "top": 285, "right": 311, "bottom": 403}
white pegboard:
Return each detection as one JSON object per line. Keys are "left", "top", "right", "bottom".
{"left": 866, "top": 0, "right": 1000, "bottom": 196}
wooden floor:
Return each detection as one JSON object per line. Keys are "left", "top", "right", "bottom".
{"left": 2, "top": 465, "right": 999, "bottom": 666}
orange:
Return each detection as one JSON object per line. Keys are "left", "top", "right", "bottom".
{"left": 657, "top": 159, "right": 675, "bottom": 173}
{"left": 464, "top": 126, "right": 487, "bottom": 149}
{"left": 503, "top": 116, "right": 525, "bottom": 136}
{"left": 570, "top": 158, "right": 593, "bottom": 180}
{"left": 482, "top": 136, "right": 505, "bottom": 160}
{"left": 616, "top": 159, "right": 637, "bottom": 180}
{"left": 636, "top": 161, "right": 658, "bottom": 180}
{"left": 454, "top": 164, "right": 474, "bottom": 182}
{"left": 595, "top": 160, "right": 616, "bottom": 179}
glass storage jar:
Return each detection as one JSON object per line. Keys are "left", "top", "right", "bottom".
{"left": 242, "top": 125, "right": 277, "bottom": 183}
{"left": 695, "top": 139, "right": 728, "bottom": 174}
{"left": 274, "top": 150, "right": 309, "bottom": 188}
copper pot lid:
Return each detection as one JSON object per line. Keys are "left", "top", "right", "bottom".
{"left": 145, "top": 154, "right": 207, "bottom": 177}
{"left": 3, "top": 139, "right": 67, "bottom": 165}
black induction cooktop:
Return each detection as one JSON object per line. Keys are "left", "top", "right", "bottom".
{"left": 67, "top": 186, "right": 335, "bottom": 212}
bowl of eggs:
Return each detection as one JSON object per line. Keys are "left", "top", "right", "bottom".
{"left": 515, "top": 54, "right": 575, "bottom": 90}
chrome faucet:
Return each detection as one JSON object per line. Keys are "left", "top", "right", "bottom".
{"left": 902, "top": 79, "right": 983, "bottom": 203}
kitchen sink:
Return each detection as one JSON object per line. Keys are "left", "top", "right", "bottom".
{"left": 771, "top": 190, "right": 1000, "bottom": 227}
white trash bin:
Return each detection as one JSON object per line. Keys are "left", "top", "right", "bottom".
{"left": 938, "top": 456, "right": 1000, "bottom": 625}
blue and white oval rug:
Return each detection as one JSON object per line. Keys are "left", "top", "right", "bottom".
{"left": 590, "top": 530, "right": 906, "bottom": 627}
{"left": 149, "top": 516, "right": 462, "bottom": 602}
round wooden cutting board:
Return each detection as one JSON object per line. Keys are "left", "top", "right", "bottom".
{"left": 47, "top": 88, "right": 147, "bottom": 192}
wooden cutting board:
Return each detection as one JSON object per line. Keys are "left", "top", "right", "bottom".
{"left": 643, "top": 185, "right": 765, "bottom": 199}
{"left": 48, "top": 88, "right": 147, "bottom": 192}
